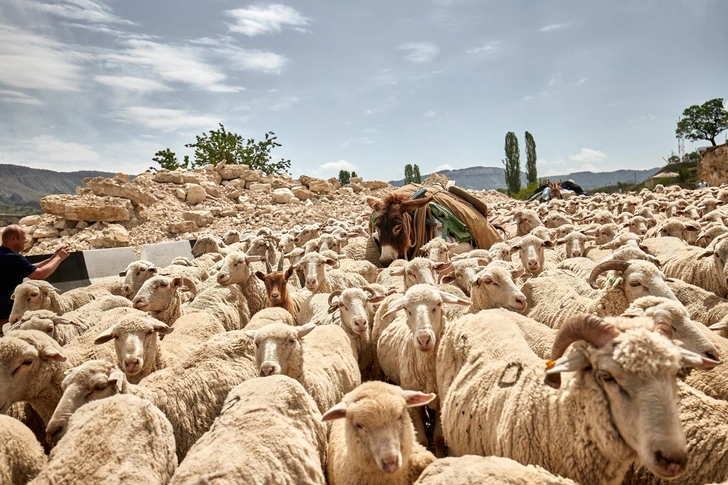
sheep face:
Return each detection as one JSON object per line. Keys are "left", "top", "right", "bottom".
{"left": 245, "top": 323, "right": 315, "bottom": 377}
{"left": 94, "top": 316, "right": 172, "bottom": 376}
{"left": 317, "top": 234, "right": 342, "bottom": 253}
{"left": 294, "top": 225, "right": 320, "bottom": 246}
{"left": 0, "top": 331, "right": 66, "bottom": 414}
{"left": 294, "top": 253, "right": 336, "bottom": 292}
{"left": 420, "top": 239, "right": 456, "bottom": 263}
{"left": 45, "top": 359, "right": 125, "bottom": 445}
{"left": 390, "top": 257, "right": 450, "bottom": 290}
{"left": 529, "top": 226, "right": 553, "bottom": 242}
{"left": 246, "top": 236, "right": 274, "bottom": 258}
{"left": 322, "top": 382, "right": 435, "bottom": 475}
{"left": 699, "top": 238, "right": 728, "bottom": 288}
{"left": 471, "top": 266, "right": 527, "bottom": 313}
{"left": 9, "top": 310, "right": 75, "bottom": 343}
{"left": 8, "top": 282, "right": 55, "bottom": 324}
{"left": 217, "top": 253, "right": 258, "bottom": 285}
{"left": 544, "top": 213, "right": 571, "bottom": 229}
{"left": 595, "top": 224, "right": 619, "bottom": 245}
{"left": 383, "top": 285, "right": 469, "bottom": 352}
{"left": 132, "top": 276, "right": 194, "bottom": 312}
{"left": 558, "top": 232, "right": 592, "bottom": 259}
{"left": 120, "top": 261, "right": 158, "bottom": 299}
{"left": 514, "top": 210, "right": 542, "bottom": 236}
{"left": 222, "top": 230, "right": 241, "bottom": 245}
{"left": 626, "top": 216, "right": 649, "bottom": 236}
{"left": 332, "top": 289, "right": 385, "bottom": 334}
{"left": 489, "top": 242, "right": 511, "bottom": 262}
{"left": 440, "top": 259, "right": 488, "bottom": 297}
{"left": 619, "top": 261, "right": 677, "bottom": 302}
{"left": 278, "top": 234, "right": 296, "bottom": 254}
{"left": 191, "top": 235, "right": 220, "bottom": 257}
{"left": 510, "top": 235, "right": 554, "bottom": 276}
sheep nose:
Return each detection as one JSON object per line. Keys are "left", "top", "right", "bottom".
{"left": 260, "top": 363, "right": 277, "bottom": 376}
{"left": 132, "top": 298, "right": 146, "bottom": 309}
{"left": 46, "top": 422, "right": 64, "bottom": 445}
{"left": 380, "top": 455, "right": 401, "bottom": 474}
{"left": 125, "top": 358, "right": 140, "bottom": 372}
{"left": 572, "top": 251, "right": 581, "bottom": 257}
{"left": 514, "top": 296, "right": 526, "bottom": 310}
{"left": 353, "top": 318, "right": 367, "bottom": 332}
{"left": 654, "top": 450, "right": 687, "bottom": 477}
{"left": 527, "top": 261, "right": 539, "bottom": 269}
{"left": 121, "top": 285, "right": 130, "bottom": 296}
{"left": 417, "top": 335, "right": 431, "bottom": 349}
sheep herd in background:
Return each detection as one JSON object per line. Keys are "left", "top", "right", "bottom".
{"left": 6, "top": 182, "right": 728, "bottom": 484}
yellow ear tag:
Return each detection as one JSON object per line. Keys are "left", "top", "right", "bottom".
{"left": 545, "top": 360, "right": 556, "bottom": 370}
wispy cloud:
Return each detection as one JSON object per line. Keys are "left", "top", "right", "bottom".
{"left": 398, "top": 42, "right": 440, "bottom": 63}
{"left": 95, "top": 75, "right": 171, "bottom": 92}
{"left": 574, "top": 78, "right": 588, "bottom": 86}
{"left": 23, "top": 135, "right": 100, "bottom": 162}
{"left": 548, "top": 73, "right": 562, "bottom": 86}
{"left": 0, "top": 89, "right": 44, "bottom": 106}
{"left": 424, "top": 110, "right": 436, "bottom": 117}
{"left": 114, "top": 107, "right": 219, "bottom": 132}
{"left": 540, "top": 23, "right": 568, "bottom": 32}
{"left": 28, "top": 0, "right": 135, "bottom": 25}
{"left": 318, "top": 160, "right": 358, "bottom": 175}
{"left": 569, "top": 148, "right": 607, "bottom": 163}
{"left": 436, "top": 164, "right": 454, "bottom": 171}
{"left": 465, "top": 41, "right": 499, "bottom": 58}
{"left": 522, "top": 91, "right": 554, "bottom": 102}
{"left": 0, "top": 24, "right": 86, "bottom": 91}
{"left": 226, "top": 5, "right": 310, "bottom": 36}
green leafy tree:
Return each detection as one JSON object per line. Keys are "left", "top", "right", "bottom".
{"left": 413, "top": 164, "right": 422, "bottom": 184}
{"left": 667, "top": 155, "right": 680, "bottom": 164}
{"left": 404, "top": 164, "right": 414, "bottom": 184}
{"left": 351, "top": 171, "right": 358, "bottom": 179}
{"left": 338, "top": 170, "right": 351, "bottom": 185}
{"left": 525, "top": 131, "right": 537, "bottom": 184}
{"left": 185, "top": 124, "right": 291, "bottom": 175}
{"left": 149, "top": 148, "right": 188, "bottom": 172}
{"left": 676, "top": 98, "right": 728, "bottom": 147}
{"left": 503, "top": 131, "right": 521, "bottom": 195}
{"left": 687, "top": 151, "right": 701, "bottom": 163}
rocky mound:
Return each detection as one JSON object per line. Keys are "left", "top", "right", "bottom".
{"left": 7, "top": 162, "right": 507, "bottom": 256}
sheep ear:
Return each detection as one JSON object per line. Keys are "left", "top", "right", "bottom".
{"left": 544, "top": 351, "right": 590, "bottom": 389}
{"left": 382, "top": 297, "right": 406, "bottom": 319}
{"left": 108, "top": 367, "right": 127, "bottom": 393}
{"left": 255, "top": 271, "right": 266, "bottom": 281}
{"left": 297, "top": 323, "right": 317, "bottom": 339}
{"left": 367, "top": 295, "right": 386, "bottom": 305}
{"left": 366, "top": 197, "right": 383, "bottom": 211}
{"left": 245, "top": 330, "right": 257, "bottom": 340}
{"left": 698, "top": 250, "right": 714, "bottom": 259}
{"left": 285, "top": 267, "right": 295, "bottom": 280}
{"left": 118, "top": 271, "right": 127, "bottom": 277}
{"left": 401, "top": 390, "right": 436, "bottom": 407}
{"left": 438, "top": 291, "right": 470, "bottom": 306}
{"left": 542, "top": 240, "right": 556, "bottom": 248}
{"left": 680, "top": 348, "right": 720, "bottom": 369}
{"left": 510, "top": 268, "right": 526, "bottom": 280}
{"left": 40, "top": 346, "right": 66, "bottom": 362}
{"left": 324, "top": 258, "right": 337, "bottom": 267}
{"left": 440, "top": 274, "right": 456, "bottom": 284}
{"left": 245, "top": 255, "right": 262, "bottom": 264}
{"left": 389, "top": 267, "right": 404, "bottom": 277}
{"left": 94, "top": 327, "right": 115, "bottom": 345}
{"left": 322, "top": 401, "right": 348, "bottom": 421}
{"left": 153, "top": 322, "right": 174, "bottom": 335}
{"left": 53, "top": 316, "right": 80, "bottom": 327}
{"left": 434, "top": 262, "right": 452, "bottom": 273}
{"left": 509, "top": 244, "right": 521, "bottom": 254}
{"left": 555, "top": 238, "right": 566, "bottom": 245}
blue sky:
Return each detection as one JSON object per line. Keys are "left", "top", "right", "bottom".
{"left": 0, "top": 0, "right": 726, "bottom": 181}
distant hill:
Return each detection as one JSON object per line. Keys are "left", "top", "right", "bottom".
{"left": 389, "top": 166, "right": 662, "bottom": 191}
{"left": 0, "top": 164, "right": 121, "bottom": 208}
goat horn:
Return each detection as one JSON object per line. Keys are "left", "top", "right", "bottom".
{"left": 545, "top": 314, "right": 620, "bottom": 388}
{"left": 588, "top": 260, "right": 631, "bottom": 289}
{"left": 362, "top": 286, "right": 376, "bottom": 298}
{"left": 265, "top": 251, "right": 272, "bottom": 274}
{"left": 277, "top": 252, "right": 284, "bottom": 272}
{"left": 328, "top": 290, "right": 343, "bottom": 307}
{"left": 180, "top": 277, "right": 198, "bottom": 297}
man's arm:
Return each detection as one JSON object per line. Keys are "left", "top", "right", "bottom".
{"left": 27, "top": 246, "right": 69, "bottom": 280}
{"left": 33, "top": 257, "right": 53, "bottom": 269}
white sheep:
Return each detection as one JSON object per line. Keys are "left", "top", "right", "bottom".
{"left": 295, "top": 251, "right": 368, "bottom": 293}
{"left": 8, "top": 281, "right": 106, "bottom": 324}
{"left": 420, "top": 238, "right": 458, "bottom": 262}
{"left": 322, "top": 381, "right": 437, "bottom": 485}
{"left": 215, "top": 251, "right": 268, "bottom": 315}
{"left": 244, "top": 306, "right": 296, "bottom": 331}
{"left": 510, "top": 234, "right": 558, "bottom": 276}
{"left": 245, "top": 322, "right": 361, "bottom": 414}
{"left": 438, "top": 258, "right": 489, "bottom": 296}
{"left": 375, "top": 284, "right": 470, "bottom": 457}
{"left": 168, "top": 375, "right": 327, "bottom": 485}
{"left": 31, "top": 394, "right": 177, "bottom": 485}
{"left": 437, "top": 312, "right": 715, "bottom": 485}
{"left": 466, "top": 264, "right": 528, "bottom": 313}
{"left": 414, "top": 455, "right": 577, "bottom": 485}
{"left": 0, "top": 414, "right": 46, "bottom": 485}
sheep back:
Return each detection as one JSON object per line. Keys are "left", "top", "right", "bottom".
{"left": 0, "top": 414, "right": 46, "bottom": 485}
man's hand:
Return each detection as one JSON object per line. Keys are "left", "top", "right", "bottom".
{"left": 54, "top": 245, "right": 70, "bottom": 261}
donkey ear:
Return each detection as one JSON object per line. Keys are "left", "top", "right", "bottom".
{"left": 366, "top": 197, "right": 383, "bottom": 211}
{"left": 400, "top": 196, "right": 432, "bottom": 213}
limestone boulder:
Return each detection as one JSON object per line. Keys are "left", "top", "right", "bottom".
{"left": 33, "top": 226, "right": 59, "bottom": 239}
{"left": 308, "top": 179, "right": 335, "bottom": 194}
{"left": 350, "top": 177, "right": 363, "bottom": 184}
{"left": 248, "top": 183, "right": 272, "bottom": 192}
{"left": 218, "top": 164, "right": 251, "bottom": 180}
{"left": 273, "top": 188, "right": 294, "bottom": 204}
{"left": 361, "top": 180, "right": 391, "bottom": 190}
{"left": 183, "top": 211, "right": 214, "bottom": 227}
{"left": 19, "top": 215, "right": 41, "bottom": 226}
{"left": 168, "top": 221, "right": 197, "bottom": 234}
{"left": 153, "top": 171, "right": 184, "bottom": 184}
{"left": 185, "top": 184, "right": 207, "bottom": 204}
{"left": 328, "top": 178, "right": 342, "bottom": 190}
{"left": 40, "top": 195, "right": 134, "bottom": 222}
{"left": 174, "top": 189, "right": 186, "bottom": 200}
{"left": 298, "top": 175, "right": 314, "bottom": 188}
{"left": 292, "top": 186, "right": 314, "bottom": 200}
{"left": 200, "top": 181, "right": 221, "bottom": 198}
{"left": 240, "top": 169, "right": 263, "bottom": 182}
{"left": 181, "top": 171, "right": 204, "bottom": 184}
{"left": 83, "top": 177, "right": 156, "bottom": 207}
{"left": 113, "top": 173, "right": 130, "bottom": 183}
{"left": 89, "top": 224, "right": 130, "bottom": 248}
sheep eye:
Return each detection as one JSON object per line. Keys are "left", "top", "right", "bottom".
{"left": 355, "top": 423, "right": 365, "bottom": 430}
{"left": 629, "top": 281, "right": 641, "bottom": 287}
{"left": 146, "top": 330, "right": 154, "bottom": 336}
{"left": 160, "top": 282, "right": 168, "bottom": 288}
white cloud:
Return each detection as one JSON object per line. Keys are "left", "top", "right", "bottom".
{"left": 574, "top": 78, "right": 588, "bottom": 86}
{"left": 28, "top": 0, "right": 134, "bottom": 25}
{"left": 216, "top": 46, "right": 288, "bottom": 75}
{"left": 522, "top": 91, "right": 554, "bottom": 102}
{"left": 569, "top": 148, "right": 607, "bottom": 163}
{"left": 465, "top": 41, "right": 499, "bottom": 58}
{"left": 578, "top": 164, "right": 597, "bottom": 172}
{"left": 424, "top": 110, "right": 436, "bottom": 117}
{"left": 23, "top": 135, "right": 100, "bottom": 162}
{"left": 0, "top": 89, "right": 43, "bottom": 106}
{"left": 548, "top": 73, "right": 562, "bottom": 86}
{"left": 318, "top": 160, "right": 358, "bottom": 175}
{"left": 398, "top": 42, "right": 440, "bottom": 63}
{"left": 114, "top": 107, "right": 219, "bottom": 132}
{"left": 94, "top": 75, "right": 171, "bottom": 92}
{"left": 0, "top": 24, "right": 86, "bottom": 91}
{"left": 226, "top": 5, "right": 310, "bottom": 36}
{"left": 540, "top": 23, "right": 568, "bottom": 32}
{"left": 436, "top": 164, "right": 454, "bottom": 171}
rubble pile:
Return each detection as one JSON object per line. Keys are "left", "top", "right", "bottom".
{"left": 9, "top": 163, "right": 507, "bottom": 256}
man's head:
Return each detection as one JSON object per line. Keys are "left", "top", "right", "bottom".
{"left": 1, "top": 225, "right": 27, "bottom": 253}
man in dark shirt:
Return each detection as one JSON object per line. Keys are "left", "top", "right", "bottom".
{"left": 0, "top": 225, "right": 69, "bottom": 325}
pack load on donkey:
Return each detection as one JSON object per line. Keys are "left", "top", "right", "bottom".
{"left": 366, "top": 182, "right": 503, "bottom": 267}
{"left": 526, "top": 179, "right": 588, "bottom": 202}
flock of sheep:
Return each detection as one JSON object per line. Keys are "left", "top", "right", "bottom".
{"left": 4, "top": 182, "right": 728, "bottom": 484}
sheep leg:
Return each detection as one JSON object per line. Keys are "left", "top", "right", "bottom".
{"left": 410, "top": 407, "right": 428, "bottom": 448}
{"left": 433, "top": 408, "right": 446, "bottom": 458}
